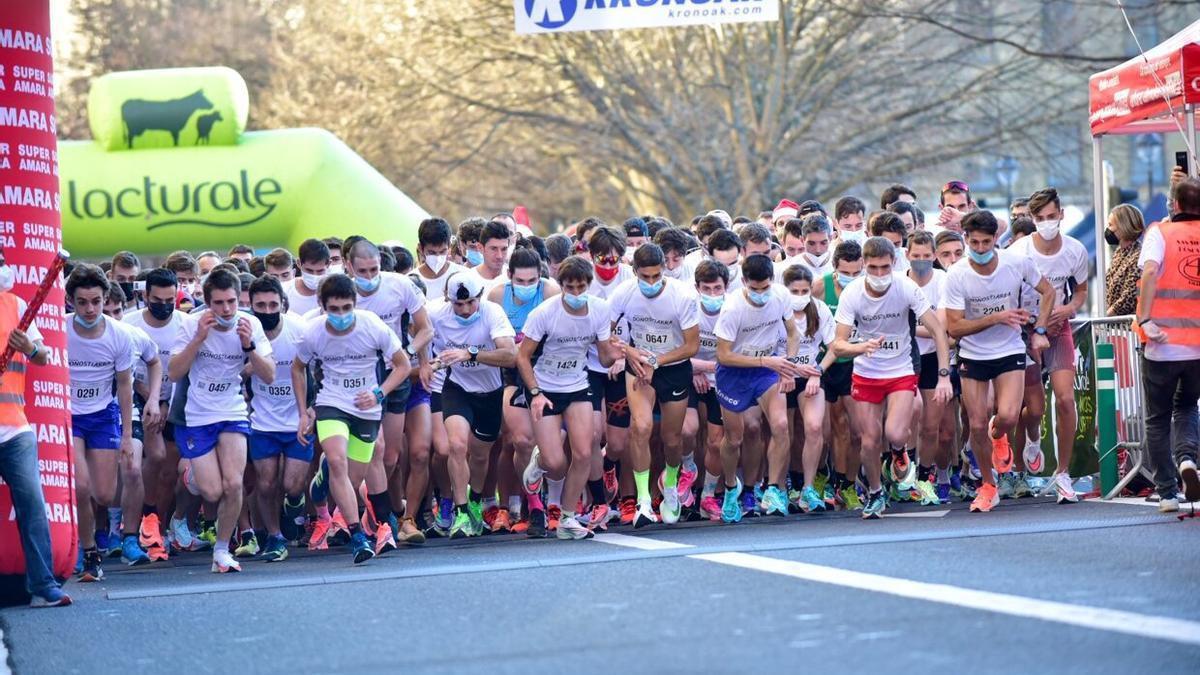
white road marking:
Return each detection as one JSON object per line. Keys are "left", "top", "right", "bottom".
{"left": 1088, "top": 497, "right": 1200, "bottom": 509}
{"left": 592, "top": 532, "right": 694, "bottom": 550}
{"left": 880, "top": 510, "right": 950, "bottom": 518}
{"left": 692, "top": 551, "right": 1200, "bottom": 647}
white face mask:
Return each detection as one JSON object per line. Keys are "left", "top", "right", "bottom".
{"left": 804, "top": 250, "right": 831, "bottom": 268}
{"left": 424, "top": 254, "right": 447, "bottom": 274}
{"left": 301, "top": 271, "right": 324, "bottom": 291}
{"left": 663, "top": 265, "right": 685, "bottom": 280}
{"left": 328, "top": 263, "right": 344, "bottom": 276}
{"left": 791, "top": 293, "right": 811, "bottom": 312}
{"left": 1036, "top": 219, "right": 1061, "bottom": 240}
{"left": 0, "top": 264, "right": 12, "bottom": 292}
{"left": 839, "top": 229, "right": 866, "bottom": 245}
{"left": 866, "top": 273, "right": 892, "bottom": 292}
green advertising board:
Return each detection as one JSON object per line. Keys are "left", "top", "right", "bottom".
{"left": 61, "top": 67, "right": 427, "bottom": 256}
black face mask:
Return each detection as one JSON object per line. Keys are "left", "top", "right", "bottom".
{"left": 254, "top": 311, "right": 281, "bottom": 332}
{"left": 1104, "top": 229, "right": 1120, "bottom": 246}
{"left": 147, "top": 301, "right": 174, "bottom": 321}
{"left": 119, "top": 282, "right": 137, "bottom": 302}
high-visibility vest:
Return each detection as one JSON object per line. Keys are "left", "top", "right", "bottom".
{"left": 1137, "top": 219, "right": 1200, "bottom": 345}
{"left": 0, "top": 292, "right": 29, "bottom": 427}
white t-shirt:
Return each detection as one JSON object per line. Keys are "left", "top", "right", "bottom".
{"left": 1138, "top": 224, "right": 1200, "bottom": 362}
{"left": 426, "top": 298, "right": 449, "bottom": 394}
{"left": 67, "top": 314, "right": 133, "bottom": 416}
{"left": 285, "top": 280, "right": 320, "bottom": 317}
{"left": 911, "top": 269, "right": 946, "bottom": 356}
{"left": 791, "top": 298, "right": 835, "bottom": 366}
{"left": 428, "top": 299, "right": 515, "bottom": 393}
{"left": 249, "top": 314, "right": 305, "bottom": 432}
{"left": 942, "top": 250, "right": 1042, "bottom": 361}
{"left": 587, "top": 264, "right": 634, "bottom": 372}
{"left": 295, "top": 310, "right": 400, "bottom": 420}
{"left": 0, "top": 296, "right": 42, "bottom": 443}
{"left": 775, "top": 255, "right": 832, "bottom": 284}
{"left": 120, "top": 322, "right": 159, "bottom": 422}
{"left": 419, "top": 261, "right": 467, "bottom": 301}
{"left": 468, "top": 266, "right": 508, "bottom": 296}
{"left": 608, "top": 277, "right": 699, "bottom": 365}
{"left": 172, "top": 311, "right": 272, "bottom": 427}
{"left": 522, "top": 295, "right": 611, "bottom": 393}
{"left": 714, "top": 284, "right": 792, "bottom": 359}
{"left": 124, "top": 309, "right": 188, "bottom": 403}
{"left": 1008, "top": 234, "right": 1088, "bottom": 307}
{"left": 695, "top": 301, "right": 721, "bottom": 384}
{"left": 355, "top": 272, "right": 425, "bottom": 345}
{"left": 834, "top": 275, "right": 930, "bottom": 379}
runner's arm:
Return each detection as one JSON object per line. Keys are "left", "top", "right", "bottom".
{"left": 516, "top": 336, "right": 541, "bottom": 391}
{"left": 116, "top": 368, "right": 134, "bottom": 442}
{"left": 656, "top": 325, "right": 700, "bottom": 365}
{"left": 291, "top": 357, "right": 310, "bottom": 411}
{"left": 477, "top": 335, "right": 516, "bottom": 368}
{"left": 918, "top": 309, "right": 951, "bottom": 374}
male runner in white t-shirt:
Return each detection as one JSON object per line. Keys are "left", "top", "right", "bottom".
{"left": 416, "top": 217, "right": 467, "bottom": 301}
{"left": 284, "top": 238, "right": 334, "bottom": 317}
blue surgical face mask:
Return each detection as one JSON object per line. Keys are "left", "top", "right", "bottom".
{"left": 747, "top": 288, "right": 772, "bottom": 306}
{"left": 967, "top": 247, "right": 995, "bottom": 265}
{"left": 214, "top": 313, "right": 238, "bottom": 329}
{"left": 74, "top": 313, "right": 102, "bottom": 330}
{"left": 700, "top": 293, "right": 725, "bottom": 313}
{"left": 638, "top": 278, "right": 664, "bottom": 297}
{"left": 354, "top": 274, "right": 381, "bottom": 293}
{"left": 837, "top": 272, "right": 860, "bottom": 287}
{"left": 454, "top": 310, "right": 481, "bottom": 326}
{"left": 512, "top": 283, "right": 538, "bottom": 303}
{"left": 563, "top": 292, "right": 588, "bottom": 310}
{"left": 326, "top": 311, "right": 355, "bottom": 332}
{"left": 909, "top": 259, "right": 934, "bottom": 277}
{"left": 466, "top": 249, "right": 484, "bottom": 267}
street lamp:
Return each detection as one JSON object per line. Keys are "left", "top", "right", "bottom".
{"left": 1136, "top": 133, "right": 1162, "bottom": 201}
{"left": 995, "top": 155, "right": 1020, "bottom": 208}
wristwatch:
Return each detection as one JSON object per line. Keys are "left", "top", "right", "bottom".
{"left": 1034, "top": 326, "right": 1048, "bottom": 336}
{"left": 468, "top": 346, "right": 479, "bottom": 362}
{"left": 938, "top": 367, "right": 950, "bottom": 377}
{"left": 405, "top": 344, "right": 417, "bottom": 358}
{"left": 528, "top": 387, "right": 542, "bottom": 397}
{"left": 242, "top": 342, "right": 255, "bottom": 353}
{"left": 814, "top": 364, "right": 824, "bottom": 375}
{"left": 646, "top": 354, "right": 659, "bottom": 369}
{"left": 373, "top": 387, "right": 385, "bottom": 404}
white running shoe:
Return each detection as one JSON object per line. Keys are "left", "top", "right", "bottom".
{"left": 1179, "top": 459, "right": 1200, "bottom": 503}
{"left": 634, "top": 501, "right": 658, "bottom": 529}
{"left": 211, "top": 549, "right": 241, "bottom": 573}
{"left": 556, "top": 515, "right": 595, "bottom": 540}
{"left": 1053, "top": 472, "right": 1078, "bottom": 504}
{"left": 523, "top": 447, "right": 545, "bottom": 494}
{"left": 1023, "top": 441, "right": 1045, "bottom": 474}
{"left": 659, "top": 484, "right": 681, "bottom": 524}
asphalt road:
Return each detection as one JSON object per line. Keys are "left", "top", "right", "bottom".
{"left": 2, "top": 496, "right": 1198, "bottom": 675}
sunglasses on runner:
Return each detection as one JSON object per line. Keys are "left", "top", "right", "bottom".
{"left": 593, "top": 254, "right": 619, "bottom": 266}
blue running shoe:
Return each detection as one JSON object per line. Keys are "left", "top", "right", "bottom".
{"left": 961, "top": 445, "right": 982, "bottom": 480}
{"left": 721, "top": 479, "right": 744, "bottom": 523}
{"left": 120, "top": 535, "right": 150, "bottom": 566}
{"left": 762, "top": 486, "right": 789, "bottom": 516}
{"left": 800, "top": 486, "right": 826, "bottom": 513}
{"left": 936, "top": 482, "right": 952, "bottom": 503}
{"left": 741, "top": 488, "right": 759, "bottom": 518}
{"left": 350, "top": 530, "right": 374, "bottom": 564}
{"left": 862, "top": 490, "right": 887, "bottom": 520}
{"left": 309, "top": 456, "right": 331, "bottom": 504}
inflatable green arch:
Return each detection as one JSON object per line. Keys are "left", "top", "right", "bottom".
{"left": 59, "top": 67, "right": 428, "bottom": 257}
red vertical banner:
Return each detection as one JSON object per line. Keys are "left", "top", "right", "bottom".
{"left": 0, "top": 2, "right": 76, "bottom": 580}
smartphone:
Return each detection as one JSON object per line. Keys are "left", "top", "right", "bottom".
{"left": 1177, "top": 151, "right": 1190, "bottom": 175}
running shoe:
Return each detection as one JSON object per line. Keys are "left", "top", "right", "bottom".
{"left": 374, "top": 521, "right": 397, "bottom": 556}
{"left": 677, "top": 467, "right": 697, "bottom": 505}
{"left": 138, "top": 513, "right": 164, "bottom": 551}
{"left": 741, "top": 488, "right": 759, "bottom": 518}
{"left": 449, "top": 510, "right": 473, "bottom": 539}
{"left": 79, "top": 549, "right": 103, "bottom": 582}
{"left": 557, "top": 514, "right": 595, "bottom": 540}
{"left": 914, "top": 480, "right": 942, "bottom": 506}
{"left": 822, "top": 483, "right": 837, "bottom": 508}
{"left": 169, "top": 517, "right": 203, "bottom": 552}
{"left": 1053, "top": 472, "right": 1079, "bottom": 504}
{"left": 890, "top": 449, "right": 916, "bottom": 490}
{"left": 211, "top": 549, "right": 241, "bottom": 573}
{"left": 120, "top": 535, "right": 150, "bottom": 566}
{"left": 989, "top": 417, "right": 1014, "bottom": 474}
{"left": 105, "top": 531, "right": 122, "bottom": 559}
{"left": 602, "top": 465, "right": 619, "bottom": 501}
{"left": 1158, "top": 496, "right": 1180, "bottom": 513}
{"left": 813, "top": 472, "right": 830, "bottom": 498}
{"left": 234, "top": 531, "right": 260, "bottom": 558}
{"left": 29, "top": 587, "right": 72, "bottom": 608}
{"left": 523, "top": 447, "right": 546, "bottom": 494}
{"left": 545, "top": 504, "right": 561, "bottom": 532}
{"left": 721, "top": 480, "right": 744, "bottom": 523}
{"left": 1180, "top": 459, "right": 1200, "bottom": 503}
{"left": 468, "top": 500, "right": 486, "bottom": 535}
{"left": 935, "top": 482, "right": 951, "bottom": 503}
{"left": 587, "top": 503, "right": 615, "bottom": 531}
{"left": 308, "top": 518, "right": 332, "bottom": 550}
{"left": 961, "top": 443, "right": 982, "bottom": 480}
{"left": 969, "top": 482, "right": 1000, "bottom": 513}
{"left": 861, "top": 490, "right": 887, "bottom": 520}
{"left": 1023, "top": 441, "right": 1045, "bottom": 474}
{"left": 836, "top": 485, "right": 862, "bottom": 511}
{"left": 491, "top": 508, "right": 513, "bottom": 533}
{"left": 634, "top": 500, "right": 658, "bottom": 529}
{"left": 510, "top": 516, "right": 530, "bottom": 534}
{"left": 351, "top": 530, "right": 375, "bottom": 564}
{"left": 699, "top": 495, "right": 722, "bottom": 521}
{"left": 762, "top": 485, "right": 789, "bottom": 516}
{"left": 482, "top": 505, "right": 500, "bottom": 532}
{"left": 1012, "top": 472, "right": 1033, "bottom": 498}
{"left": 788, "top": 488, "right": 803, "bottom": 508}
{"left": 435, "top": 497, "right": 453, "bottom": 531}
{"left": 328, "top": 510, "right": 351, "bottom": 546}
{"left": 618, "top": 497, "right": 637, "bottom": 525}
{"left": 526, "top": 509, "right": 548, "bottom": 538}
{"left": 997, "top": 472, "right": 1015, "bottom": 499}
{"left": 659, "top": 483, "right": 681, "bottom": 524}
{"left": 800, "top": 486, "right": 826, "bottom": 513}
{"left": 147, "top": 544, "right": 169, "bottom": 562}
{"left": 197, "top": 521, "right": 218, "bottom": 548}
{"left": 949, "top": 473, "right": 969, "bottom": 501}
{"left": 262, "top": 534, "right": 289, "bottom": 562}
{"left": 398, "top": 517, "right": 427, "bottom": 544}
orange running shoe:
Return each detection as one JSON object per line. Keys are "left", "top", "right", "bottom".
{"left": 374, "top": 522, "right": 397, "bottom": 556}
{"left": 492, "top": 508, "right": 512, "bottom": 533}
{"left": 138, "top": 513, "right": 164, "bottom": 550}
{"left": 547, "top": 504, "right": 562, "bottom": 531}
{"left": 618, "top": 497, "right": 636, "bottom": 525}
{"left": 329, "top": 510, "right": 351, "bottom": 545}
{"left": 308, "top": 518, "right": 332, "bottom": 550}
{"left": 970, "top": 482, "right": 1000, "bottom": 513}
{"left": 989, "top": 416, "right": 1014, "bottom": 474}
{"left": 483, "top": 505, "right": 500, "bottom": 532}
{"left": 510, "top": 517, "right": 529, "bottom": 534}
{"left": 147, "top": 545, "right": 169, "bottom": 562}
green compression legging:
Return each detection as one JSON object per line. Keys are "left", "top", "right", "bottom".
{"left": 316, "top": 419, "right": 376, "bottom": 464}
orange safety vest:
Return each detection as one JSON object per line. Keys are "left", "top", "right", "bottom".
{"left": 1136, "top": 218, "right": 1200, "bottom": 345}
{"left": 0, "top": 292, "right": 29, "bottom": 427}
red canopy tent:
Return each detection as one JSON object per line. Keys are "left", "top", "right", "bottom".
{"left": 1088, "top": 18, "right": 1200, "bottom": 300}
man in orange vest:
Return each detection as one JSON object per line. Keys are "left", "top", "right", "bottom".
{"left": 0, "top": 248, "right": 70, "bottom": 607}
{"left": 1137, "top": 176, "right": 1200, "bottom": 512}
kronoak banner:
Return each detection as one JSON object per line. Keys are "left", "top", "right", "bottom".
{"left": 514, "top": 0, "right": 780, "bottom": 35}
{"left": 0, "top": 2, "right": 77, "bottom": 581}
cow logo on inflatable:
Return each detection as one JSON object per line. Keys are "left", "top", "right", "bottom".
{"left": 120, "top": 89, "right": 215, "bottom": 148}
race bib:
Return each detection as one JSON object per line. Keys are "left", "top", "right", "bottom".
{"left": 254, "top": 380, "right": 292, "bottom": 399}
{"left": 197, "top": 377, "right": 240, "bottom": 395}
{"left": 535, "top": 356, "right": 581, "bottom": 374}
{"left": 72, "top": 379, "right": 110, "bottom": 406}
{"left": 631, "top": 326, "right": 677, "bottom": 353}
{"left": 336, "top": 369, "right": 376, "bottom": 391}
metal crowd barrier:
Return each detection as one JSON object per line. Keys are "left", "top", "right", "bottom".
{"left": 1085, "top": 315, "right": 1154, "bottom": 499}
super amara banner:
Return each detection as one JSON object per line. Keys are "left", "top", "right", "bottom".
{"left": 515, "top": 0, "right": 780, "bottom": 35}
